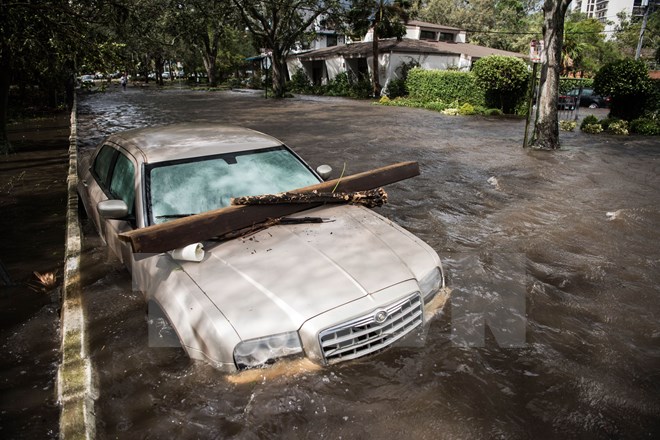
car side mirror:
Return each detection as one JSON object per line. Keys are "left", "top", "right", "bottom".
{"left": 98, "top": 199, "right": 129, "bottom": 219}
{"left": 316, "top": 164, "right": 332, "bottom": 181}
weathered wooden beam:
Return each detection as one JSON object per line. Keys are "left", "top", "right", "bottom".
{"left": 119, "top": 161, "right": 419, "bottom": 253}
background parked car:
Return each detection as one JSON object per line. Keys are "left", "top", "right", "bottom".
{"left": 557, "top": 94, "right": 577, "bottom": 110}
{"left": 566, "top": 87, "right": 611, "bottom": 108}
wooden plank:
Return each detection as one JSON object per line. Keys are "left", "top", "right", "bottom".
{"left": 119, "top": 161, "right": 419, "bottom": 253}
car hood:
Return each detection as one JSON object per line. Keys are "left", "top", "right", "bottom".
{"left": 180, "top": 205, "right": 437, "bottom": 340}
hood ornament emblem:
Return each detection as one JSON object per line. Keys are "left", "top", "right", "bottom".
{"left": 374, "top": 310, "right": 388, "bottom": 324}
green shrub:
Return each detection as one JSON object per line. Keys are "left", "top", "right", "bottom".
{"left": 484, "top": 108, "right": 504, "bottom": 116}
{"left": 471, "top": 55, "right": 530, "bottom": 114}
{"left": 406, "top": 68, "right": 485, "bottom": 106}
{"left": 386, "top": 59, "right": 420, "bottom": 98}
{"left": 386, "top": 78, "right": 407, "bottom": 98}
{"left": 423, "top": 101, "right": 451, "bottom": 112}
{"left": 608, "top": 120, "right": 629, "bottom": 135}
{"left": 598, "top": 117, "right": 620, "bottom": 131}
{"left": 594, "top": 59, "right": 652, "bottom": 120}
{"left": 560, "top": 120, "right": 577, "bottom": 131}
{"left": 629, "top": 117, "right": 660, "bottom": 135}
{"left": 582, "top": 123, "right": 603, "bottom": 134}
{"left": 288, "top": 69, "right": 312, "bottom": 93}
{"left": 325, "top": 72, "right": 351, "bottom": 96}
{"left": 458, "top": 103, "right": 476, "bottom": 115}
{"left": 580, "top": 115, "right": 599, "bottom": 130}
{"left": 349, "top": 77, "right": 374, "bottom": 99}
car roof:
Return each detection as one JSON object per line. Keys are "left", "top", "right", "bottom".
{"left": 105, "top": 123, "right": 284, "bottom": 163}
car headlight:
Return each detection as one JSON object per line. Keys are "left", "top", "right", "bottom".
{"left": 233, "top": 331, "right": 303, "bottom": 369}
{"left": 419, "top": 267, "right": 444, "bottom": 303}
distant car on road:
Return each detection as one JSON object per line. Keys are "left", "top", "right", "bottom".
{"left": 79, "top": 75, "right": 95, "bottom": 85}
{"left": 566, "top": 87, "right": 610, "bottom": 108}
{"left": 77, "top": 123, "right": 446, "bottom": 372}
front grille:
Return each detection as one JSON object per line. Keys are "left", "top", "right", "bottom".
{"left": 319, "top": 293, "right": 423, "bottom": 364}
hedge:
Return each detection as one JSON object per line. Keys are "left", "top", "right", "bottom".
{"left": 559, "top": 77, "right": 594, "bottom": 94}
{"left": 406, "top": 68, "right": 485, "bottom": 106}
{"left": 472, "top": 55, "right": 530, "bottom": 114}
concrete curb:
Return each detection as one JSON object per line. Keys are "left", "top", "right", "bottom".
{"left": 57, "top": 98, "right": 97, "bottom": 440}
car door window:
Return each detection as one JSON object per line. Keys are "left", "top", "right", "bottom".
{"left": 109, "top": 153, "right": 136, "bottom": 216}
{"left": 93, "top": 145, "right": 117, "bottom": 186}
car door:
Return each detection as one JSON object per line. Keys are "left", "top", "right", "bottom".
{"left": 105, "top": 151, "right": 138, "bottom": 266}
{"left": 83, "top": 144, "right": 117, "bottom": 238}
{"left": 83, "top": 143, "right": 138, "bottom": 265}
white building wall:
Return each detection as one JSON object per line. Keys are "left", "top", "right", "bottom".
{"left": 325, "top": 57, "right": 345, "bottom": 80}
{"left": 286, "top": 58, "right": 304, "bottom": 80}
{"left": 404, "top": 28, "right": 422, "bottom": 40}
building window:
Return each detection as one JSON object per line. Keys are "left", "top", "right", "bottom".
{"left": 420, "top": 30, "right": 436, "bottom": 40}
{"left": 439, "top": 32, "right": 455, "bottom": 42}
{"left": 326, "top": 34, "right": 337, "bottom": 47}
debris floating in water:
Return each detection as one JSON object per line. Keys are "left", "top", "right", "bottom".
{"left": 487, "top": 176, "right": 501, "bottom": 190}
{"left": 606, "top": 210, "right": 622, "bottom": 220}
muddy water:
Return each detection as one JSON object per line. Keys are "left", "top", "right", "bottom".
{"left": 77, "top": 87, "right": 660, "bottom": 439}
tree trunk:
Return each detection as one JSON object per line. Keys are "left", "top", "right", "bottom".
{"left": 371, "top": 10, "right": 382, "bottom": 97}
{"left": 271, "top": 48, "right": 286, "bottom": 98}
{"left": 0, "top": 42, "right": 11, "bottom": 154}
{"left": 201, "top": 32, "right": 220, "bottom": 87}
{"left": 531, "top": 0, "right": 571, "bottom": 150}
{"left": 154, "top": 53, "right": 165, "bottom": 86}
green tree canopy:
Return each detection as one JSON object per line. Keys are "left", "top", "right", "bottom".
{"left": 233, "top": 0, "right": 341, "bottom": 98}
{"left": 613, "top": 10, "right": 660, "bottom": 61}
{"left": 562, "top": 12, "right": 620, "bottom": 76}
{"left": 168, "top": 0, "right": 245, "bottom": 87}
{"left": 345, "top": 0, "right": 412, "bottom": 96}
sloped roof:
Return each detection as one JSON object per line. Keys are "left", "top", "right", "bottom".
{"left": 296, "top": 38, "right": 526, "bottom": 61}
{"left": 406, "top": 20, "right": 464, "bottom": 32}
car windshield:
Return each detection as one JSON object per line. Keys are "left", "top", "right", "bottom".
{"left": 147, "top": 146, "right": 320, "bottom": 224}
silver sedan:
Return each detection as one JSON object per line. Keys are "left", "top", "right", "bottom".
{"left": 78, "top": 123, "right": 445, "bottom": 371}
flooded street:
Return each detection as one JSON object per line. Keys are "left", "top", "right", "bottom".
{"left": 77, "top": 87, "right": 660, "bottom": 439}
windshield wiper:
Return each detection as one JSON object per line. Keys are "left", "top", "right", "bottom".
{"left": 156, "top": 213, "right": 197, "bottom": 219}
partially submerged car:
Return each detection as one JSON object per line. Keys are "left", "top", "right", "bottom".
{"left": 78, "top": 123, "right": 445, "bottom": 371}
{"left": 566, "top": 87, "right": 611, "bottom": 108}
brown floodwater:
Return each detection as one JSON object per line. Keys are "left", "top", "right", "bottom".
{"left": 0, "top": 114, "right": 69, "bottom": 439}
{"left": 77, "top": 86, "right": 660, "bottom": 439}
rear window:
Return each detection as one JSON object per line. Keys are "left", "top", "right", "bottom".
{"left": 93, "top": 145, "right": 117, "bottom": 186}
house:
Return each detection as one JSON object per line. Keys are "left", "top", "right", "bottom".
{"left": 286, "top": 20, "right": 526, "bottom": 94}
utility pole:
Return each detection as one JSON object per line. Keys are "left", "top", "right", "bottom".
{"left": 635, "top": 0, "right": 651, "bottom": 60}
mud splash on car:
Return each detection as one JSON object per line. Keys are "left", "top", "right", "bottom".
{"left": 77, "top": 87, "right": 660, "bottom": 439}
